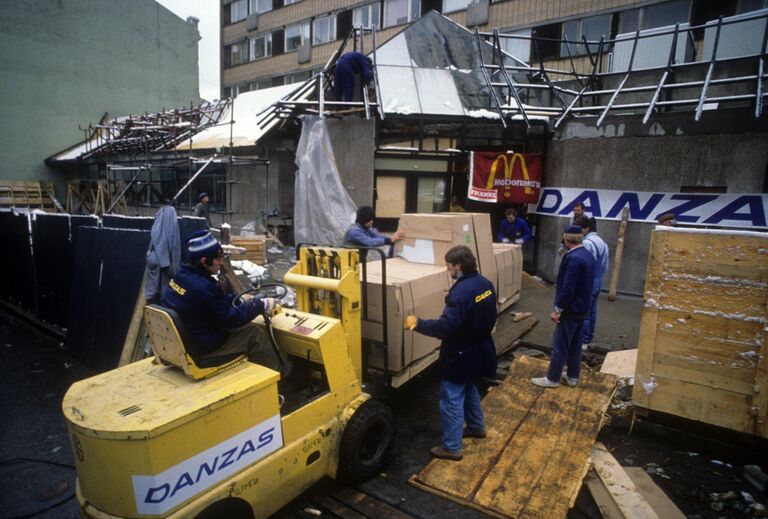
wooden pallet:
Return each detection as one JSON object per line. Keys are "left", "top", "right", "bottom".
{"left": 0, "top": 180, "right": 58, "bottom": 211}
{"left": 230, "top": 235, "right": 267, "bottom": 265}
{"left": 409, "top": 356, "right": 617, "bottom": 519}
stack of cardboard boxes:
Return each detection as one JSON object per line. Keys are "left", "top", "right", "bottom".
{"left": 359, "top": 212, "right": 522, "bottom": 387}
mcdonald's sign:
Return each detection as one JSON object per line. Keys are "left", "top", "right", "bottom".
{"left": 468, "top": 151, "right": 543, "bottom": 204}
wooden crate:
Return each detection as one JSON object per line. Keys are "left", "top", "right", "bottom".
{"left": 230, "top": 235, "right": 267, "bottom": 265}
{"left": 0, "top": 180, "right": 57, "bottom": 211}
{"left": 632, "top": 228, "right": 768, "bottom": 438}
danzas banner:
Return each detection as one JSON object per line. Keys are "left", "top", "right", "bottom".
{"left": 468, "top": 152, "right": 543, "bottom": 204}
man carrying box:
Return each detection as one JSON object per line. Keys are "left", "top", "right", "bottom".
{"left": 405, "top": 246, "right": 497, "bottom": 461}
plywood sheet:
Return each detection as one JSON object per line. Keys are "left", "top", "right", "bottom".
{"left": 410, "top": 356, "right": 617, "bottom": 519}
{"left": 600, "top": 349, "right": 637, "bottom": 379}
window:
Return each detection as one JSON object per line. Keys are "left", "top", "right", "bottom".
{"left": 737, "top": 0, "right": 768, "bottom": 13}
{"left": 250, "top": 33, "right": 272, "bottom": 60}
{"left": 285, "top": 70, "right": 312, "bottom": 84}
{"left": 443, "top": 0, "right": 471, "bottom": 14}
{"left": 561, "top": 14, "right": 611, "bottom": 57}
{"left": 230, "top": 0, "right": 248, "bottom": 23}
{"left": 502, "top": 28, "right": 531, "bottom": 62}
{"left": 250, "top": 0, "right": 272, "bottom": 15}
{"left": 313, "top": 15, "right": 337, "bottom": 45}
{"left": 285, "top": 22, "right": 310, "bottom": 51}
{"left": 618, "top": 0, "right": 690, "bottom": 34}
{"left": 250, "top": 78, "right": 274, "bottom": 90}
{"left": 353, "top": 3, "right": 381, "bottom": 29}
{"left": 416, "top": 177, "right": 447, "bottom": 213}
{"left": 229, "top": 41, "right": 249, "bottom": 66}
{"left": 384, "top": 0, "right": 420, "bottom": 27}
{"left": 233, "top": 83, "right": 250, "bottom": 98}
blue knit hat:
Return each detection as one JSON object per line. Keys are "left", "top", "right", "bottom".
{"left": 187, "top": 230, "right": 221, "bottom": 263}
{"left": 564, "top": 224, "right": 582, "bottom": 235}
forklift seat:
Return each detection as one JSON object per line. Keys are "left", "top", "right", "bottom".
{"left": 144, "top": 304, "right": 245, "bottom": 380}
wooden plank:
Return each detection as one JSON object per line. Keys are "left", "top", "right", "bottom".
{"left": 754, "top": 308, "right": 768, "bottom": 438}
{"left": 592, "top": 443, "right": 659, "bottom": 519}
{"left": 309, "top": 491, "right": 367, "bottom": 519}
{"left": 329, "top": 487, "right": 414, "bottom": 519}
{"left": 585, "top": 469, "right": 623, "bottom": 519}
{"left": 655, "top": 310, "right": 763, "bottom": 347}
{"left": 600, "top": 349, "right": 637, "bottom": 379}
{"left": 608, "top": 207, "right": 628, "bottom": 301}
{"left": 411, "top": 356, "right": 617, "bottom": 519}
{"left": 637, "top": 375, "right": 754, "bottom": 434}
{"left": 624, "top": 468, "right": 686, "bottom": 519}
{"left": 119, "top": 279, "right": 146, "bottom": 366}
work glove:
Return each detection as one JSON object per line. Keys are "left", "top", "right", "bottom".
{"left": 502, "top": 238, "right": 510, "bottom": 243}
{"left": 405, "top": 315, "right": 418, "bottom": 330}
{"left": 514, "top": 239, "right": 524, "bottom": 244}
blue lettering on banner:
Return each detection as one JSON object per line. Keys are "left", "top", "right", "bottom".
{"left": 529, "top": 187, "right": 768, "bottom": 229}
{"left": 703, "top": 195, "right": 767, "bottom": 227}
{"left": 606, "top": 193, "right": 664, "bottom": 219}
{"left": 559, "top": 190, "right": 602, "bottom": 217}
{"left": 132, "top": 416, "right": 283, "bottom": 515}
{"left": 659, "top": 194, "right": 718, "bottom": 223}
{"left": 535, "top": 188, "right": 562, "bottom": 214}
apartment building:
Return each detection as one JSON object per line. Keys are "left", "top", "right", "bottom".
{"left": 220, "top": 0, "right": 768, "bottom": 98}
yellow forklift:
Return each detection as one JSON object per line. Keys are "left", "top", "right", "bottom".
{"left": 62, "top": 246, "right": 394, "bottom": 518}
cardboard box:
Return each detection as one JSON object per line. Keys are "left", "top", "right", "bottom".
{"left": 395, "top": 213, "right": 477, "bottom": 266}
{"left": 360, "top": 258, "right": 450, "bottom": 379}
{"left": 493, "top": 243, "right": 523, "bottom": 311}
{"left": 395, "top": 212, "right": 497, "bottom": 295}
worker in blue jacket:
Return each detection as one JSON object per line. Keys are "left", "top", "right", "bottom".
{"left": 497, "top": 208, "right": 532, "bottom": 244}
{"left": 162, "top": 230, "right": 279, "bottom": 368}
{"left": 333, "top": 51, "right": 373, "bottom": 102}
{"left": 405, "top": 246, "right": 497, "bottom": 461}
{"left": 532, "top": 225, "right": 595, "bottom": 388}
{"left": 343, "top": 206, "right": 404, "bottom": 257}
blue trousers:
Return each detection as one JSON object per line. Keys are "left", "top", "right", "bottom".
{"left": 440, "top": 379, "right": 484, "bottom": 452}
{"left": 581, "top": 290, "right": 600, "bottom": 344}
{"left": 333, "top": 61, "right": 356, "bottom": 101}
{"left": 546, "top": 318, "right": 585, "bottom": 382}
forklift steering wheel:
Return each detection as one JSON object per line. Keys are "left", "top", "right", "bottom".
{"left": 232, "top": 283, "right": 290, "bottom": 307}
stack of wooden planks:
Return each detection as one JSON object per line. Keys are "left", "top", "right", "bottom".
{"left": 0, "top": 180, "right": 58, "bottom": 211}
{"left": 587, "top": 443, "right": 685, "bottom": 519}
{"left": 632, "top": 228, "right": 768, "bottom": 438}
{"left": 230, "top": 235, "right": 268, "bottom": 265}
{"left": 410, "top": 356, "right": 617, "bottom": 518}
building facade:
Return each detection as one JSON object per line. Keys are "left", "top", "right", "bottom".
{"left": 0, "top": 0, "right": 201, "bottom": 184}
{"left": 220, "top": 0, "right": 768, "bottom": 97}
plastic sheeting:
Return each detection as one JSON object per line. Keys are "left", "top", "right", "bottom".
{"left": 293, "top": 116, "right": 357, "bottom": 246}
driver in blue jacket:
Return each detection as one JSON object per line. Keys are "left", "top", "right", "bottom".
{"left": 161, "top": 230, "right": 279, "bottom": 368}
{"left": 405, "top": 245, "right": 497, "bottom": 461}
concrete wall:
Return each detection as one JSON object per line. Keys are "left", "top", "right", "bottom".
{"left": 326, "top": 118, "right": 376, "bottom": 208}
{"left": 0, "top": 0, "right": 200, "bottom": 185}
{"left": 534, "top": 114, "right": 768, "bottom": 295}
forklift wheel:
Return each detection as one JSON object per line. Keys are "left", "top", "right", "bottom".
{"left": 339, "top": 399, "right": 394, "bottom": 482}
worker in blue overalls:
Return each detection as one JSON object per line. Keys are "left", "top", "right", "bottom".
{"left": 333, "top": 51, "right": 373, "bottom": 102}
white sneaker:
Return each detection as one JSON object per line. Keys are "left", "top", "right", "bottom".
{"left": 560, "top": 374, "right": 579, "bottom": 387}
{"left": 581, "top": 343, "right": 589, "bottom": 351}
{"left": 531, "top": 376, "right": 560, "bottom": 388}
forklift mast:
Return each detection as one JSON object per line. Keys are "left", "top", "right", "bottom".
{"left": 284, "top": 246, "right": 363, "bottom": 381}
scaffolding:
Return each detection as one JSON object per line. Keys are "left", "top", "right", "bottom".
{"left": 264, "top": 25, "right": 384, "bottom": 126}
{"left": 476, "top": 9, "right": 768, "bottom": 128}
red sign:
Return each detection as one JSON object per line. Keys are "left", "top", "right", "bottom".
{"left": 468, "top": 151, "right": 543, "bottom": 204}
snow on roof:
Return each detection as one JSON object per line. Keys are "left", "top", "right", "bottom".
{"left": 175, "top": 83, "right": 307, "bottom": 150}
{"left": 374, "top": 11, "right": 543, "bottom": 120}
